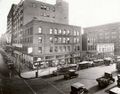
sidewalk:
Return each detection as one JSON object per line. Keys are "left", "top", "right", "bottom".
{"left": 0, "top": 48, "right": 58, "bottom": 79}
{"left": 20, "top": 67, "right": 57, "bottom": 78}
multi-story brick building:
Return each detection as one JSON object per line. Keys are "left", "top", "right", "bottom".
{"left": 21, "top": 19, "right": 82, "bottom": 68}
{"left": 7, "top": 0, "right": 82, "bottom": 69}
{"left": 83, "top": 22, "right": 120, "bottom": 58}
{"left": 7, "top": 0, "right": 69, "bottom": 47}
{"left": 7, "top": 4, "right": 17, "bottom": 45}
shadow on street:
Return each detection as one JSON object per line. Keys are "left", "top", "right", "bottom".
{"left": 88, "top": 85, "right": 103, "bottom": 94}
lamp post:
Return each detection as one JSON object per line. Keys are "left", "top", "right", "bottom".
{"left": 36, "top": 58, "right": 41, "bottom": 78}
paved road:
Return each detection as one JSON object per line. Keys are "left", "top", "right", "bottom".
{"left": 24, "top": 64, "right": 118, "bottom": 94}
{"left": 0, "top": 48, "right": 119, "bottom": 94}
{"left": 0, "top": 48, "right": 63, "bottom": 94}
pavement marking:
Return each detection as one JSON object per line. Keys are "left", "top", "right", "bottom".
{"left": 40, "top": 78, "right": 66, "bottom": 94}
{"left": 23, "top": 79, "right": 37, "bottom": 94}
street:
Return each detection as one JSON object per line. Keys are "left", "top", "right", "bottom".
{"left": 2, "top": 64, "right": 119, "bottom": 94}
{"left": 0, "top": 50, "right": 119, "bottom": 94}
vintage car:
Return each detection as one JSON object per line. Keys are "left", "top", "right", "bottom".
{"left": 104, "top": 57, "right": 113, "bottom": 66}
{"left": 109, "top": 87, "right": 120, "bottom": 94}
{"left": 64, "top": 69, "right": 78, "bottom": 80}
{"left": 96, "top": 72, "right": 115, "bottom": 88}
{"left": 109, "top": 75, "right": 120, "bottom": 94}
{"left": 52, "top": 64, "right": 77, "bottom": 76}
{"left": 93, "top": 59, "right": 104, "bottom": 66}
{"left": 70, "top": 82, "right": 88, "bottom": 94}
{"left": 77, "top": 61, "right": 94, "bottom": 70}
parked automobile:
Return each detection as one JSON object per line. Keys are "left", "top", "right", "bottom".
{"left": 70, "top": 82, "right": 88, "bottom": 94}
{"left": 93, "top": 59, "right": 104, "bottom": 66}
{"left": 77, "top": 61, "right": 94, "bottom": 70}
{"left": 64, "top": 69, "right": 78, "bottom": 80}
{"left": 96, "top": 72, "right": 115, "bottom": 88}
{"left": 52, "top": 64, "right": 77, "bottom": 76}
{"left": 104, "top": 57, "right": 113, "bottom": 66}
{"left": 109, "top": 75, "right": 120, "bottom": 94}
{"left": 109, "top": 86, "right": 120, "bottom": 94}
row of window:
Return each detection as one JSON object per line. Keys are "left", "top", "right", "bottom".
{"left": 50, "top": 28, "right": 80, "bottom": 36}
{"left": 88, "top": 45, "right": 96, "bottom": 51}
{"left": 32, "top": 3, "right": 55, "bottom": 12}
{"left": 50, "top": 46, "right": 71, "bottom": 53}
{"left": 38, "top": 36, "right": 80, "bottom": 44}
{"left": 38, "top": 27, "right": 80, "bottom": 36}
{"left": 23, "top": 27, "right": 33, "bottom": 36}
{"left": 22, "top": 37, "right": 33, "bottom": 43}
{"left": 38, "top": 45, "right": 81, "bottom": 53}
{"left": 41, "top": 13, "right": 55, "bottom": 18}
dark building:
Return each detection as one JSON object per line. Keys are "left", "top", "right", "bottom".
{"left": 7, "top": 4, "right": 17, "bottom": 44}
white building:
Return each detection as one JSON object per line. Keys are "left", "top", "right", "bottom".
{"left": 96, "top": 43, "right": 114, "bottom": 58}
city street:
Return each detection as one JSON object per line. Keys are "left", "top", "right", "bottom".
{"left": 0, "top": 48, "right": 119, "bottom": 94}
{"left": 26, "top": 64, "right": 118, "bottom": 94}
{"left": 2, "top": 63, "right": 119, "bottom": 94}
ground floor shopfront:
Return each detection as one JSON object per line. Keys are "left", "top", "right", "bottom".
{"left": 13, "top": 50, "right": 81, "bottom": 70}
{"left": 83, "top": 51, "right": 114, "bottom": 60}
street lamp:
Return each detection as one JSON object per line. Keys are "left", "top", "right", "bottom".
{"left": 36, "top": 58, "right": 41, "bottom": 78}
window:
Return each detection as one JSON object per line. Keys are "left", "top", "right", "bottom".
{"left": 77, "top": 38, "right": 79, "bottom": 43}
{"left": 63, "top": 29, "right": 66, "bottom": 35}
{"left": 54, "top": 37, "right": 58, "bottom": 43}
{"left": 59, "top": 46, "right": 63, "bottom": 52}
{"left": 63, "top": 38, "right": 66, "bottom": 43}
{"left": 67, "top": 30, "right": 70, "bottom": 35}
{"left": 50, "top": 47, "right": 53, "bottom": 52}
{"left": 74, "top": 46, "right": 77, "bottom": 51}
{"left": 50, "top": 37, "right": 53, "bottom": 43}
{"left": 64, "top": 46, "right": 66, "bottom": 52}
{"left": 77, "top": 46, "right": 80, "bottom": 50}
{"left": 38, "top": 37, "right": 42, "bottom": 43}
{"left": 32, "top": 3, "right": 37, "bottom": 8}
{"left": 66, "top": 38, "right": 70, "bottom": 43}
{"left": 38, "top": 27, "right": 42, "bottom": 33}
{"left": 41, "top": 5, "right": 47, "bottom": 10}
{"left": 77, "top": 31, "right": 79, "bottom": 36}
{"left": 41, "top": 5, "right": 44, "bottom": 9}
{"left": 67, "top": 46, "right": 70, "bottom": 51}
{"left": 74, "top": 31, "right": 77, "bottom": 36}
{"left": 58, "top": 29, "right": 62, "bottom": 34}
{"left": 54, "top": 29, "right": 58, "bottom": 35}
{"left": 53, "top": 7, "right": 55, "bottom": 12}
{"left": 50, "top": 28, "right": 53, "bottom": 34}
{"left": 74, "top": 38, "right": 77, "bottom": 43}
{"left": 30, "top": 37, "right": 33, "bottom": 43}
{"left": 55, "top": 46, "right": 58, "bottom": 52}
{"left": 46, "top": 7, "right": 50, "bottom": 10}
{"left": 58, "top": 37, "right": 62, "bottom": 43}
{"left": 38, "top": 47, "right": 42, "bottom": 53}
{"left": 30, "top": 27, "right": 33, "bottom": 35}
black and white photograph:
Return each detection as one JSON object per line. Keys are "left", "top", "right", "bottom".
{"left": 0, "top": 0, "right": 120, "bottom": 94}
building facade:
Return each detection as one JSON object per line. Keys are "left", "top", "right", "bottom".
{"left": 6, "top": 0, "right": 82, "bottom": 69}
{"left": 7, "top": 0, "right": 69, "bottom": 47}
{"left": 21, "top": 19, "right": 82, "bottom": 68}
{"left": 7, "top": 4, "right": 17, "bottom": 45}
{"left": 84, "top": 22, "right": 120, "bottom": 56}
{"left": 96, "top": 43, "right": 114, "bottom": 58}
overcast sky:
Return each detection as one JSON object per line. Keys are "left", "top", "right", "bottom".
{"left": 0, "top": 0, "right": 120, "bottom": 36}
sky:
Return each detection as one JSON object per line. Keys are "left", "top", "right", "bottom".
{"left": 0, "top": 0, "right": 120, "bottom": 36}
